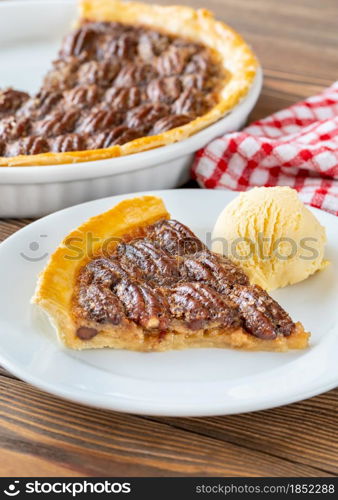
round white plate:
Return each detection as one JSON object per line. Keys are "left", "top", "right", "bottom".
{"left": 0, "top": 189, "right": 337, "bottom": 416}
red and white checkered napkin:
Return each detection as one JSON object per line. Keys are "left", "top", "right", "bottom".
{"left": 192, "top": 82, "right": 338, "bottom": 215}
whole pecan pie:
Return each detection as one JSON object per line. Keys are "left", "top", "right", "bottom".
{"left": 33, "top": 196, "right": 310, "bottom": 351}
{"left": 0, "top": 0, "right": 257, "bottom": 166}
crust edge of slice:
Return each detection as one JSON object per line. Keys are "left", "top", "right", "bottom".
{"left": 32, "top": 195, "right": 170, "bottom": 348}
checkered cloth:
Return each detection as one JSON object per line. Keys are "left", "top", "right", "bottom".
{"left": 192, "top": 82, "right": 338, "bottom": 215}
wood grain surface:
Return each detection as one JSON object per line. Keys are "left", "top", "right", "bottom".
{"left": 0, "top": 0, "right": 338, "bottom": 477}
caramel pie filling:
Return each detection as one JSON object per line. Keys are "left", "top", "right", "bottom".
{"left": 0, "top": 22, "right": 224, "bottom": 157}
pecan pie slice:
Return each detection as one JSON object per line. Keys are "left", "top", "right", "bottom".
{"left": 33, "top": 197, "right": 310, "bottom": 351}
{"left": 0, "top": 0, "right": 257, "bottom": 166}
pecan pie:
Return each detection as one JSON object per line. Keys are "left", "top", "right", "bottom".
{"left": 33, "top": 196, "right": 310, "bottom": 351}
{"left": 0, "top": 0, "right": 257, "bottom": 166}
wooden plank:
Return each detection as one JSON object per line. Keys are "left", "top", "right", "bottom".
{"left": 0, "top": 219, "right": 32, "bottom": 242}
{"left": 0, "top": 377, "right": 330, "bottom": 477}
{"left": 0, "top": 0, "right": 337, "bottom": 479}
{"left": 149, "top": 389, "right": 338, "bottom": 475}
{"left": 0, "top": 366, "right": 17, "bottom": 379}
{"left": 0, "top": 448, "right": 85, "bottom": 477}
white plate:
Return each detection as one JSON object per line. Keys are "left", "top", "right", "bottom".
{"left": 0, "top": 0, "right": 262, "bottom": 217}
{"left": 1, "top": 189, "right": 337, "bottom": 416}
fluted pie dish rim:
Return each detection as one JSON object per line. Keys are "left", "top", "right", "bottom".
{"left": 0, "top": 0, "right": 258, "bottom": 167}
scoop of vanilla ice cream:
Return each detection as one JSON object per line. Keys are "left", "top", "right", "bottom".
{"left": 212, "top": 187, "right": 327, "bottom": 291}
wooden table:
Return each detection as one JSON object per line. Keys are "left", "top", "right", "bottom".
{"left": 0, "top": 0, "right": 337, "bottom": 477}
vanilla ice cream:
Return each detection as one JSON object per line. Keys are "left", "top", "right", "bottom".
{"left": 212, "top": 187, "right": 327, "bottom": 291}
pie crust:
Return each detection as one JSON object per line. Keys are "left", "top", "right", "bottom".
{"left": 32, "top": 196, "right": 310, "bottom": 352}
{"left": 0, "top": 0, "right": 257, "bottom": 166}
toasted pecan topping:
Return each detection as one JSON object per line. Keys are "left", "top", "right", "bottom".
{"left": 152, "top": 114, "right": 191, "bottom": 134}
{"left": 114, "top": 63, "right": 158, "bottom": 88}
{"left": 173, "top": 88, "right": 209, "bottom": 116}
{"left": 6, "top": 136, "right": 49, "bottom": 156}
{"left": 76, "top": 258, "right": 127, "bottom": 325}
{"left": 181, "top": 73, "right": 210, "bottom": 91}
{"left": 74, "top": 219, "right": 296, "bottom": 341}
{"left": 102, "top": 32, "right": 138, "bottom": 60}
{"left": 78, "top": 108, "right": 122, "bottom": 134}
{"left": 184, "top": 51, "right": 211, "bottom": 74}
{"left": 50, "top": 133, "right": 87, "bottom": 153}
{"left": 0, "top": 116, "right": 30, "bottom": 142}
{"left": 105, "top": 86, "right": 144, "bottom": 111}
{"left": 181, "top": 252, "right": 249, "bottom": 291}
{"left": 168, "top": 282, "right": 241, "bottom": 330}
{"left": 137, "top": 31, "right": 169, "bottom": 60}
{"left": 230, "top": 285, "right": 294, "bottom": 340}
{"left": 92, "top": 126, "right": 142, "bottom": 148}
{"left": 156, "top": 45, "right": 196, "bottom": 76}
{"left": 115, "top": 280, "right": 169, "bottom": 330}
{"left": 147, "top": 76, "right": 182, "bottom": 104}
{"left": 60, "top": 26, "right": 98, "bottom": 58}
{"left": 126, "top": 103, "right": 169, "bottom": 131}
{"left": 78, "top": 59, "right": 120, "bottom": 86}
{"left": 1, "top": 21, "right": 223, "bottom": 157}
{"left": 0, "top": 89, "right": 29, "bottom": 117}
{"left": 18, "top": 90, "right": 63, "bottom": 120}
{"left": 117, "top": 240, "right": 180, "bottom": 285}
{"left": 64, "top": 85, "right": 101, "bottom": 108}
{"left": 78, "top": 284, "right": 125, "bottom": 325}
{"left": 42, "top": 57, "right": 82, "bottom": 91}
{"left": 34, "top": 110, "right": 79, "bottom": 138}
{"left": 148, "top": 219, "right": 206, "bottom": 256}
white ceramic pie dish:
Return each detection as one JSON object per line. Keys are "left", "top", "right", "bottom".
{"left": 0, "top": 0, "right": 262, "bottom": 217}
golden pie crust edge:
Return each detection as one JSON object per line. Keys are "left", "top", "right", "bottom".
{"left": 32, "top": 196, "right": 170, "bottom": 348}
{"left": 0, "top": 0, "right": 258, "bottom": 167}
{"left": 32, "top": 195, "right": 310, "bottom": 352}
